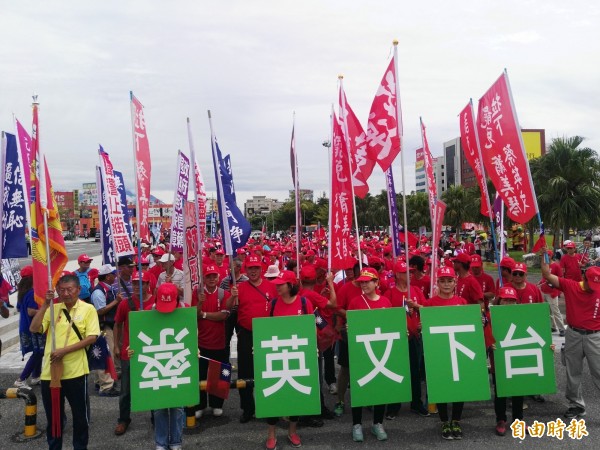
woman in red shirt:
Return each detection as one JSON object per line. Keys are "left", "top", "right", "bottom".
{"left": 347, "top": 267, "right": 391, "bottom": 442}
{"left": 425, "top": 266, "right": 468, "bottom": 440}
{"left": 265, "top": 270, "right": 314, "bottom": 450}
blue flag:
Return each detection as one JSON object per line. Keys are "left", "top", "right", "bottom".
{"left": 1, "top": 132, "right": 28, "bottom": 258}
{"left": 385, "top": 168, "right": 402, "bottom": 258}
{"left": 223, "top": 155, "right": 237, "bottom": 204}
{"left": 97, "top": 166, "right": 132, "bottom": 265}
{"left": 211, "top": 138, "right": 251, "bottom": 255}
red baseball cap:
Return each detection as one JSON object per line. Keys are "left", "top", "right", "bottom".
{"left": 132, "top": 271, "right": 151, "bottom": 282}
{"left": 437, "top": 266, "right": 456, "bottom": 279}
{"left": 20, "top": 265, "right": 33, "bottom": 277}
{"left": 471, "top": 255, "right": 483, "bottom": 268}
{"left": 152, "top": 248, "right": 166, "bottom": 256}
{"left": 452, "top": 253, "right": 472, "bottom": 264}
{"left": 156, "top": 283, "right": 178, "bottom": 313}
{"left": 246, "top": 256, "right": 262, "bottom": 268}
{"left": 585, "top": 266, "right": 600, "bottom": 291}
{"left": 300, "top": 265, "right": 317, "bottom": 281}
{"left": 203, "top": 264, "right": 220, "bottom": 277}
{"left": 498, "top": 286, "right": 518, "bottom": 300}
{"left": 271, "top": 270, "right": 298, "bottom": 285}
{"left": 215, "top": 249, "right": 225, "bottom": 255}
{"left": 356, "top": 267, "right": 379, "bottom": 282}
{"left": 500, "top": 257, "right": 516, "bottom": 270}
{"left": 393, "top": 260, "right": 409, "bottom": 273}
{"left": 564, "top": 241, "right": 576, "bottom": 249}
{"left": 512, "top": 262, "right": 528, "bottom": 274}
{"left": 78, "top": 254, "right": 93, "bottom": 263}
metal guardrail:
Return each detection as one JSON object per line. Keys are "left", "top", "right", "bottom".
{"left": 185, "top": 379, "right": 255, "bottom": 429}
{"left": 0, "top": 387, "right": 43, "bottom": 441}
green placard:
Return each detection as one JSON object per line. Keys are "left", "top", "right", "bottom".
{"left": 347, "top": 308, "right": 412, "bottom": 407}
{"left": 421, "top": 304, "right": 490, "bottom": 403}
{"left": 253, "top": 315, "right": 320, "bottom": 418}
{"left": 129, "top": 308, "right": 199, "bottom": 411}
{"left": 490, "top": 303, "right": 556, "bottom": 397}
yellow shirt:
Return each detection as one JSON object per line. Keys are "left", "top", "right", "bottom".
{"left": 40, "top": 300, "right": 100, "bottom": 380}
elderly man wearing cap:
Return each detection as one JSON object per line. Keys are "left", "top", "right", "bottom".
{"left": 214, "top": 248, "right": 230, "bottom": 281}
{"left": 426, "top": 267, "right": 469, "bottom": 440}
{"left": 409, "top": 255, "right": 431, "bottom": 299}
{"left": 510, "top": 262, "right": 543, "bottom": 305}
{"left": 75, "top": 254, "right": 94, "bottom": 303}
{"left": 383, "top": 260, "right": 429, "bottom": 419}
{"left": 236, "top": 255, "right": 278, "bottom": 424}
{"left": 452, "top": 253, "right": 484, "bottom": 306}
{"left": 220, "top": 257, "right": 249, "bottom": 361}
{"left": 540, "top": 251, "right": 566, "bottom": 336}
{"left": 156, "top": 253, "right": 184, "bottom": 301}
{"left": 90, "top": 264, "right": 121, "bottom": 396}
{"left": 113, "top": 256, "right": 135, "bottom": 301}
{"left": 541, "top": 249, "right": 600, "bottom": 419}
{"left": 561, "top": 241, "right": 582, "bottom": 282}
{"left": 495, "top": 257, "right": 516, "bottom": 293}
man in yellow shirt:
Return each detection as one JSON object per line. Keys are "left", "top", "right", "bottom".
{"left": 30, "top": 274, "right": 99, "bottom": 450}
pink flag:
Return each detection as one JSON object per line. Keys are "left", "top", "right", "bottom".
{"left": 330, "top": 114, "right": 354, "bottom": 269}
{"left": 420, "top": 119, "right": 437, "bottom": 228}
{"left": 131, "top": 93, "right": 152, "bottom": 240}
{"left": 15, "top": 119, "right": 33, "bottom": 204}
{"left": 459, "top": 102, "right": 491, "bottom": 217}
{"left": 183, "top": 201, "right": 200, "bottom": 306}
{"left": 430, "top": 199, "right": 447, "bottom": 291}
{"left": 194, "top": 163, "right": 207, "bottom": 243}
{"left": 477, "top": 72, "right": 537, "bottom": 223}
{"left": 339, "top": 88, "right": 375, "bottom": 198}
{"left": 366, "top": 58, "right": 401, "bottom": 172}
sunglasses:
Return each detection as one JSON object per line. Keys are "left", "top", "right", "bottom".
{"left": 512, "top": 271, "right": 526, "bottom": 277}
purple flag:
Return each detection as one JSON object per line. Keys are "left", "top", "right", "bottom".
{"left": 385, "top": 168, "right": 401, "bottom": 258}
{"left": 493, "top": 193, "right": 503, "bottom": 229}
{"left": 170, "top": 151, "right": 190, "bottom": 253}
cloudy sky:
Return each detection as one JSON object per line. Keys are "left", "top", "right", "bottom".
{"left": 1, "top": 1, "right": 598, "bottom": 207}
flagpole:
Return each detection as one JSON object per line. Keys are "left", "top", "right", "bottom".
{"left": 392, "top": 42, "right": 411, "bottom": 297}
{"left": 187, "top": 118, "right": 205, "bottom": 293}
{"left": 129, "top": 91, "right": 144, "bottom": 309}
{"left": 291, "top": 112, "right": 301, "bottom": 278}
{"left": 338, "top": 76, "right": 363, "bottom": 270}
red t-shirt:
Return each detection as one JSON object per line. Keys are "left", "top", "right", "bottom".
{"left": 383, "top": 286, "right": 426, "bottom": 337}
{"left": 336, "top": 282, "right": 363, "bottom": 311}
{"left": 411, "top": 274, "right": 431, "bottom": 299}
{"left": 560, "top": 254, "right": 582, "bottom": 282}
{"left": 0, "top": 279, "right": 13, "bottom": 301}
{"left": 347, "top": 295, "right": 392, "bottom": 311}
{"left": 198, "top": 288, "right": 231, "bottom": 349}
{"left": 558, "top": 278, "right": 600, "bottom": 330}
{"left": 149, "top": 264, "right": 164, "bottom": 281}
{"left": 426, "top": 295, "right": 468, "bottom": 307}
{"left": 540, "top": 262, "right": 562, "bottom": 297}
{"left": 114, "top": 296, "right": 154, "bottom": 361}
{"left": 473, "top": 273, "right": 495, "bottom": 296}
{"left": 271, "top": 296, "right": 315, "bottom": 317}
{"left": 456, "top": 274, "right": 484, "bottom": 305}
{"left": 513, "top": 282, "right": 544, "bottom": 304}
{"left": 237, "top": 280, "right": 277, "bottom": 330}
{"left": 299, "top": 289, "right": 328, "bottom": 310}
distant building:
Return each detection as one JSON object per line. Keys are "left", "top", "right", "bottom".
{"left": 79, "top": 182, "right": 97, "bottom": 206}
{"left": 289, "top": 189, "right": 313, "bottom": 202}
{"left": 244, "top": 195, "right": 283, "bottom": 217}
{"left": 415, "top": 149, "right": 447, "bottom": 195}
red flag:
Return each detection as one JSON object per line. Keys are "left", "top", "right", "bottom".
{"left": 131, "top": 93, "right": 152, "bottom": 241}
{"left": 420, "top": 120, "right": 437, "bottom": 230}
{"left": 398, "top": 229, "right": 418, "bottom": 247}
{"left": 330, "top": 114, "right": 354, "bottom": 270}
{"left": 459, "top": 102, "right": 491, "bottom": 217}
{"left": 30, "top": 104, "right": 68, "bottom": 306}
{"left": 206, "top": 359, "right": 232, "bottom": 400}
{"left": 532, "top": 223, "right": 547, "bottom": 253}
{"left": 339, "top": 88, "right": 375, "bottom": 198}
{"left": 477, "top": 72, "right": 537, "bottom": 223}
{"left": 430, "top": 200, "right": 447, "bottom": 291}
{"left": 366, "top": 58, "right": 401, "bottom": 172}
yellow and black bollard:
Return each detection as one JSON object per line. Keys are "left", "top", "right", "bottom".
{"left": 0, "top": 387, "right": 43, "bottom": 441}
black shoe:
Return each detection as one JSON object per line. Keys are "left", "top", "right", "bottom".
{"left": 564, "top": 406, "right": 586, "bottom": 418}
{"left": 240, "top": 412, "right": 254, "bottom": 423}
{"left": 6, "top": 303, "right": 14, "bottom": 308}
{"left": 299, "top": 416, "right": 324, "bottom": 427}
{"left": 410, "top": 406, "right": 431, "bottom": 417}
{"left": 551, "top": 328, "right": 557, "bottom": 332}
{"left": 320, "top": 407, "right": 335, "bottom": 420}
{"left": 531, "top": 395, "right": 545, "bottom": 403}
{"left": 99, "top": 387, "right": 120, "bottom": 397}
{"left": 559, "top": 330, "right": 566, "bottom": 337}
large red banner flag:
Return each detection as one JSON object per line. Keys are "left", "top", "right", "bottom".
{"left": 366, "top": 57, "right": 401, "bottom": 172}
{"left": 330, "top": 113, "right": 354, "bottom": 270}
{"left": 420, "top": 119, "right": 437, "bottom": 228}
{"left": 30, "top": 104, "right": 68, "bottom": 306}
{"left": 338, "top": 88, "right": 375, "bottom": 198}
{"left": 477, "top": 71, "right": 537, "bottom": 223}
{"left": 459, "top": 101, "right": 491, "bottom": 217}
{"left": 130, "top": 93, "right": 152, "bottom": 241}
{"left": 430, "top": 199, "right": 447, "bottom": 293}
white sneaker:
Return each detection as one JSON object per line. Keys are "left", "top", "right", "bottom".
{"left": 30, "top": 377, "right": 41, "bottom": 386}
{"left": 213, "top": 408, "right": 223, "bottom": 417}
{"left": 195, "top": 409, "right": 203, "bottom": 419}
{"left": 14, "top": 379, "right": 30, "bottom": 389}
{"left": 329, "top": 383, "right": 337, "bottom": 395}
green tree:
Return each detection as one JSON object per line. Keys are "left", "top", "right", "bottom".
{"left": 531, "top": 136, "right": 600, "bottom": 241}
{"left": 441, "top": 184, "right": 471, "bottom": 232}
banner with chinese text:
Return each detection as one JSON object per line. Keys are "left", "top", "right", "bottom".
{"left": 490, "top": 303, "right": 556, "bottom": 397}
{"left": 183, "top": 201, "right": 200, "bottom": 306}
{"left": 347, "top": 308, "right": 411, "bottom": 407}
{"left": 170, "top": 151, "right": 190, "bottom": 253}
{"left": 130, "top": 93, "right": 152, "bottom": 241}
{"left": 253, "top": 315, "right": 320, "bottom": 418}
{"left": 421, "top": 305, "right": 490, "bottom": 403}
{"left": 129, "top": 308, "right": 199, "bottom": 411}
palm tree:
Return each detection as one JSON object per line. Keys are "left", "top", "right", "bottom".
{"left": 532, "top": 136, "right": 600, "bottom": 241}
{"left": 441, "top": 184, "right": 471, "bottom": 233}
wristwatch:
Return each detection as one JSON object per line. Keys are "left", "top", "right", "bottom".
{"left": 202, "top": 312, "right": 207, "bottom": 319}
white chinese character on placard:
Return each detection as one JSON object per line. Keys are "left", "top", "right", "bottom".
{"left": 499, "top": 324, "right": 545, "bottom": 378}
{"left": 430, "top": 325, "right": 476, "bottom": 381}
{"left": 355, "top": 327, "right": 403, "bottom": 386}
{"left": 261, "top": 334, "right": 311, "bottom": 397}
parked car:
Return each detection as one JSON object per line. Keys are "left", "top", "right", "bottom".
{"left": 95, "top": 232, "right": 100, "bottom": 242}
